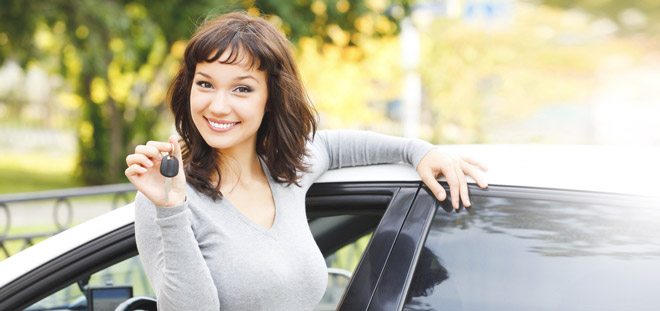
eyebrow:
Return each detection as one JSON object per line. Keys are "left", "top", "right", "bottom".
{"left": 195, "top": 72, "right": 260, "bottom": 85}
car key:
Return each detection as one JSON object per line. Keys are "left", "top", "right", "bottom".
{"left": 160, "top": 143, "right": 179, "bottom": 206}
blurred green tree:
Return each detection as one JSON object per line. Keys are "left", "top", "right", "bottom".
{"left": 0, "top": 0, "right": 412, "bottom": 185}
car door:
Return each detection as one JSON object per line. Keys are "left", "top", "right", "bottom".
{"left": 364, "top": 184, "right": 660, "bottom": 311}
{"left": 0, "top": 181, "right": 418, "bottom": 311}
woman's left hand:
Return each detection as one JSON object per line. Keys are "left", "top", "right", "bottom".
{"left": 416, "top": 148, "right": 488, "bottom": 210}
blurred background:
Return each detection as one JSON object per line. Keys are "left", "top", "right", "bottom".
{"left": 1, "top": 0, "right": 660, "bottom": 258}
{"left": 2, "top": 0, "right": 660, "bottom": 192}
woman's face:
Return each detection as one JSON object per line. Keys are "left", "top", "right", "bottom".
{"left": 190, "top": 50, "right": 268, "bottom": 154}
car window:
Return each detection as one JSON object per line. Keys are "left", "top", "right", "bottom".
{"left": 316, "top": 232, "right": 372, "bottom": 311}
{"left": 25, "top": 255, "right": 152, "bottom": 311}
{"left": 403, "top": 194, "right": 660, "bottom": 311}
{"left": 24, "top": 222, "right": 374, "bottom": 311}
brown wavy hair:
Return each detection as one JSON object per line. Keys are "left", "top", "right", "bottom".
{"left": 168, "top": 11, "right": 318, "bottom": 200}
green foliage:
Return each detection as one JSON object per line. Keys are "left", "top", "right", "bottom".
{"left": 0, "top": 0, "right": 413, "bottom": 186}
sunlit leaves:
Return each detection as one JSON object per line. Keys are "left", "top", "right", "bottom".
{"left": 62, "top": 45, "right": 81, "bottom": 80}
{"left": 78, "top": 120, "right": 94, "bottom": 148}
{"left": 90, "top": 78, "right": 108, "bottom": 104}
{"left": 34, "top": 23, "right": 56, "bottom": 50}
{"left": 298, "top": 36, "right": 402, "bottom": 129}
{"left": 56, "top": 92, "right": 83, "bottom": 110}
{"left": 75, "top": 26, "right": 89, "bottom": 40}
{"left": 337, "top": 0, "right": 351, "bottom": 13}
{"left": 311, "top": 1, "right": 327, "bottom": 16}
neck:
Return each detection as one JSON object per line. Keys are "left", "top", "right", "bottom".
{"left": 215, "top": 142, "right": 264, "bottom": 188}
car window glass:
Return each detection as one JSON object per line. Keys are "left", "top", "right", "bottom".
{"left": 25, "top": 256, "right": 152, "bottom": 311}
{"left": 315, "top": 227, "right": 372, "bottom": 311}
{"left": 403, "top": 195, "right": 660, "bottom": 311}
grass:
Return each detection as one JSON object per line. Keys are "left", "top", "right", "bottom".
{"left": 0, "top": 149, "right": 136, "bottom": 261}
{"left": 0, "top": 152, "right": 83, "bottom": 194}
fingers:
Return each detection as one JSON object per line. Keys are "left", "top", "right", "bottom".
{"left": 168, "top": 135, "right": 185, "bottom": 176}
{"left": 133, "top": 138, "right": 179, "bottom": 160}
{"left": 134, "top": 144, "right": 163, "bottom": 162}
{"left": 454, "top": 165, "right": 470, "bottom": 207}
{"left": 461, "top": 155, "right": 488, "bottom": 172}
{"left": 444, "top": 167, "right": 461, "bottom": 210}
{"left": 125, "top": 152, "right": 155, "bottom": 181}
{"left": 168, "top": 135, "right": 183, "bottom": 159}
{"left": 126, "top": 153, "right": 154, "bottom": 169}
{"left": 420, "top": 171, "right": 446, "bottom": 202}
{"left": 462, "top": 161, "right": 489, "bottom": 189}
{"left": 146, "top": 140, "right": 173, "bottom": 156}
{"left": 418, "top": 152, "right": 489, "bottom": 211}
{"left": 127, "top": 136, "right": 182, "bottom": 175}
{"left": 125, "top": 164, "right": 148, "bottom": 178}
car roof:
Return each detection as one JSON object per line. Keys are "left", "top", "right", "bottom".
{"left": 1, "top": 144, "right": 657, "bottom": 287}
{"left": 318, "top": 144, "right": 660, "bottom": 197}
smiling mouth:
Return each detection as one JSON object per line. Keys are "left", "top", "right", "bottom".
{"left": 207, "top": 119, "right": 240, "bottom": 130}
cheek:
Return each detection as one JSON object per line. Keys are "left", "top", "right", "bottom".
{"left": 189, "top": 91, "right": 206, "bottom": 115}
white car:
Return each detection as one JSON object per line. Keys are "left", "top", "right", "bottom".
{"left": 1, "top": 145, "right": 659, "bottom": 311}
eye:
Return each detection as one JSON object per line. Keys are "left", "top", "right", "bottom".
{"left": 233, "top": 86, "right": 253, "bottom": 93}
{"left": 196, "top": 81, "right": 213, "bottom": 89}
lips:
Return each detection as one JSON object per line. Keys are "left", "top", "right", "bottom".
{"left": 206, "top": 118, "right": 240, "bottom": 132}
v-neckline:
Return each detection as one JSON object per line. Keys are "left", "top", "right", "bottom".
{"left": 221, "top": 156, "right": 279, "bottom": 237}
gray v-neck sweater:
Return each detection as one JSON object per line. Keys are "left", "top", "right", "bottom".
{"left": 134, "top": 130, "right": 435, "bottom": 310}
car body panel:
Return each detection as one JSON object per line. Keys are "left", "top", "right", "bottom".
{"left": 316, "top": 144, "right": 660, "bottom": 196}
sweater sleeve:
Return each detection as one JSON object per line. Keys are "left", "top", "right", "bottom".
{"left": 309, "top": 129, "right": 436, "bottom": 174}
{"left": 134, "top": 191, "right": 220, "bottom": 311}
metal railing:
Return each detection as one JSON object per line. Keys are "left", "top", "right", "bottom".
{"left": 0, "top": 183, "right": 137, "bottom": 258}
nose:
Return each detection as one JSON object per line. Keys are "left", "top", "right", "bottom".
{"left": 208, "top": 91, "right": 232, "bottom": 115}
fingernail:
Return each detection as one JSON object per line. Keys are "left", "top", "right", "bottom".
{"left": 146, "top": 160, "right": 153, "bottom": 167}
{"left": 139, "top": 167, "right": 148, "bottom": 173}
{"left": 157, "top": 153, "right": 163, "bottom": 160}
{"left": 436, "top": 192, "right": 444, "bottom": 201}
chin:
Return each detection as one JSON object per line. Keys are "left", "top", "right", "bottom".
{"left": 203, "top": 137, "right": 238, "bottom": 150}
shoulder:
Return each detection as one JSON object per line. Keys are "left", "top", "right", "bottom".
{"left": 303, "top": 130, "right": 330, "bottom": 164}
{"left": 305, "top": 130, "right": 330, "bottom": 154}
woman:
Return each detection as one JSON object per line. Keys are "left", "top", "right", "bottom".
{"left": 125, "top": 12, "right": 487, "bottom": 311}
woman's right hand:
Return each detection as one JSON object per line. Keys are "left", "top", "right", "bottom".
{"left": 125, "top": 135, "right": 187, "bottom": 207}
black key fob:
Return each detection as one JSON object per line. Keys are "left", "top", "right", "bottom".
{"left": 160, "top": 155, "right": 179, "bottom": 178}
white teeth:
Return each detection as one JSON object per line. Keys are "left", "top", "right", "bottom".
{"left": 209, "top": 121, "right": 238, "bottom": 129}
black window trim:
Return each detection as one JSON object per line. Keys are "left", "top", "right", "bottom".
{"left": 367, "top": 186, "right": 437, "bottom": 311}
{"left": 338, "top": 185, "right": 421, "bottom": 311}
